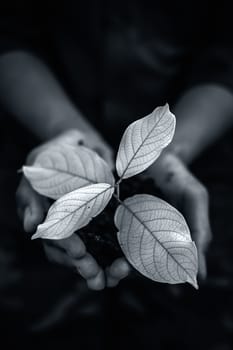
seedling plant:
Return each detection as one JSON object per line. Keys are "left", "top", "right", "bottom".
{"left": 23, "top": 104, "right": 198, "bottom": 288}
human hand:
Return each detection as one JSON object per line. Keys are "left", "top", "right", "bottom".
{"left": 26, "top": 128, "right": 114, "bottom": 169}
{"left": 16, "top": 129, "right": 129, "bottom": 290}
{"left": 148, "top": 152, "right": 212, "bottom": 280}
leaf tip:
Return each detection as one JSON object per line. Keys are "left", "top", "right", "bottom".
{"left": 31, "top": 223, "right": 47, "bottom": 240}
{"left": 31, "top": 232, "right": 41, "bottom": 240}
{"left": 163, "top": 102, "right": 172, "bottom": 113}
{"left": 162, "top": 102, "right": 176, "bottom": 122}
{"left": 188, "top": 277, "right": 199, "bottom": 290}
{"left": 22, "top": 165, "right": 32, "bottom": 178}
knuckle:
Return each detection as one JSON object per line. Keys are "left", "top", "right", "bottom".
{"left": 110, "top": 259, "right": 129, "bottom": 278}
{"left": 75, "top": 242, "right": 86, "bottom": 258}
{"left": 62, "top": 236, "right": 87, "bottom": 258}
{"left": 190, "top": 183, "right": 209, "bottom": 201}
{"left": 87, "top": 272, "right": 105, "bottom": 291}
{"left": 77, "top": 256, "right": 99, "bottom": 279}
{"left": 111, "top": 263, "right": 122, "bottom": 277}
{"left": 85, "top": 263, "right": 99, "bottom": 279}
{"left": 70, "top": 243, "right": 86, "bottom": 259}
{"left": 110, "top": 265, "right": 119, "bottom": 277}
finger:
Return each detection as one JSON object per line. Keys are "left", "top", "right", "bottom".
{"left": 106, "top": 258, "right": 130, "bottom": 287}
{"left": 52, "top": 234, "right": 86, "bottom": 259}
{"left": 183, "top": 182, "right": 212, "bottom": 278}
{"left": 198, "top": 251, "right": 207, "bottom": 280}
{"left": 185, "top": 184, "right": 212, "bottom": 250}
{"left": 73, "top": 253, "right": 102, "bottom": 280}
{"left": 43, "top": 243, "right": 73, "bottom": 267}
{"left": 87, "top": 270, "right": 105, "bottom": 291}
{"left": 45, "top": 243, "right": 105, "bottom": 290}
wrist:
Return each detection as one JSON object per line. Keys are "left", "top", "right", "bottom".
{"left": 42, "top": 100, "right": 99, "bottom": 142}
{"left": 170, "top": 84, "right": 233, "bottom": 166}
{"left": 45, "top": 107, "right": 87, "bottom": 140}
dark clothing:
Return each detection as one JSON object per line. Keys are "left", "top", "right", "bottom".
{"left": 0, "top": 1, "right": 233, "bottom": 143}
{"left": 1, "top": 1, "right": 233, "bottom": 347}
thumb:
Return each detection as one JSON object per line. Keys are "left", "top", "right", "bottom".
{"left": 23, "top": 197, "right": 45, "bottom": 233}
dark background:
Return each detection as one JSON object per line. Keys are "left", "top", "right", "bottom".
{"left": 0, "top": 1, "right": 233, "bottom": 349}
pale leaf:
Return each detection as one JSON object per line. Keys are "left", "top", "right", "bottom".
{"left": 116, "top": 104, "right": 176, "bottom": 179}
{"left": 115, "top": 194, "right": 198, "bottom": 288}
{"left": 23, "top": 144, "right": 114, "bottom": 199}
{"left": 32, "top": 183, "right": 114, "bottom": 240}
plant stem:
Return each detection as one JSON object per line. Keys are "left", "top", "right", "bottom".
{"left": 113, "top": 192, "right": 122, "bottom": 204}
{"left": 115, "top": 178, "right": 122, "bottom": 186}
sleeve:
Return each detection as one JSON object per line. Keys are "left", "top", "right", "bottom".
{"left": 186, "top": 1, "right": 233, "bottom": 93}
{"left": 0, "top": 1, "right": 49, "bottom": 57}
